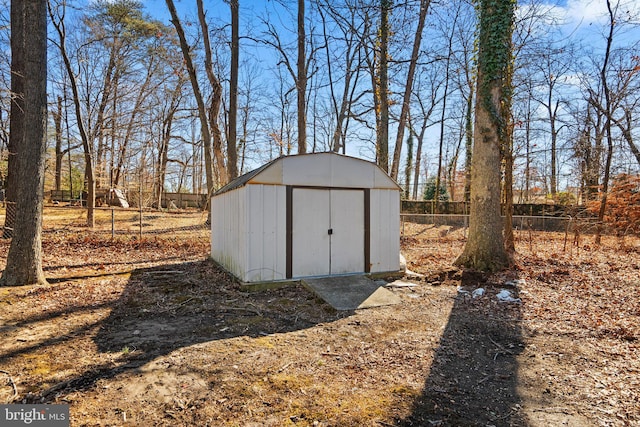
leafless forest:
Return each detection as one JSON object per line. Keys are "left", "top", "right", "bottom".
{"left": 1, "top": 0, "right": 638, "bottom": 211}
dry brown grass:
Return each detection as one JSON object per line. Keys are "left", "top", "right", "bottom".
{"left": 0, "top": 214, "right": 638, "bottom": 426}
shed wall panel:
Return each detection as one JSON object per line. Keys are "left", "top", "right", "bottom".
{"left": 330, "top": 189, "right": 365, "bottom": 274}
{"left": 251, "top": 160, "right": 283, "bottom": 184}
{"left": 283, "top": 155, "right": 332, "bottom": 188}
{"left": 211, "top": 187, "right": 247, "bottom": 280}
{"left": 276, "top": 153, "right": 386, "bottom": 189}
{"left": 370, "top": 189, "right": 400, "bottom": 273}
{"left": 292, "top": 188, "right": 331, "bottom": 277}
{"left": 331, "top": 156, "right": 375, "bottom": 188}
{"left": 245, "top": 185, "right": 287, "bottom": 282}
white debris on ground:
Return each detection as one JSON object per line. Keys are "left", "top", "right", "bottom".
{"left": 400, "top": 252, "right": 425, "bottom": 278}
{"left": 386, "top": 280, "right": 419, "bottom": 288}
{"left": 405, "top": 269, "right": 425, "bottom": 279}
{"left": 472, "top": 288, "right": 485, "bottom": 298}
{"left": 458, "top": 280, "right": 523, "bottom": 303}
{"left": 496, "top": 289, "right": 521, "bottom": 303}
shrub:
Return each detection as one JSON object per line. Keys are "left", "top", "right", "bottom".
{"left": 553, "top": 191, "right": 577, "bottom": 206}
{"left": 423, "top": 177, "right": 449, "bottom": 202}
{"left": 588, "top": 174, "right": 640, "bottom": 235}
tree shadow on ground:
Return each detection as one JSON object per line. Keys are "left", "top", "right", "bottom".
{"left": 23, "top": 259, "right": 344, "bottom": 403}
{"left": 93, "top": 260, "right": 338, "bottom": 354}
{"left": 399, "top": 270, "right": 527, "bottom": 426}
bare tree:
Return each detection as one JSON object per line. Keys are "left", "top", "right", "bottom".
{"left": 404, "top": 132, "right": 413, "bottom": 198}
{"left": 390, "top": 0, "right": 430, "bottom": 180}
{"left": 434, "top": 7, "right": 460, "bottom": 204}
{"left": 112, "top": 47, "right": 163, "bottom": 188}
{"left": 297, "top": 0, "right": 307, "bottom": 153}
{"left": 410, "top": 66, "right": 441, "bottom": 200}
{"left": 52, "top": 95, "right": 80, "bottom": 192}
{"left": 153, "top": 74, "right": 186, "bottom": 208}
{"left": 376, "top": 0, "right": 391, "bottom": 172}
{"left": 197, "top": 0, "right": 228, "bottom": 184}
{"left": 0, "top": 5, "right": 9, "bottom": 169}
{"left": 447, "top": 0, "right": 476, "bottom": 203}
{"left": 166, "top": 0, "right": 220, "bottom": 201}
{"left": 228, "top": 0, "right": 239, "bottom": 179}
{"left": 588, "top": 46, "right": 640, "bottom": 168}
{"left": 49, "top": 0, "right": 97, "bottom": 227}
{"left": 1, "top": 0, "right": 48, "bottom": 286}
{"left": 53, "top": 96, "right": 63, "bottom": 191}
{"left": 592, "top": 0, "right": 616, "bottom": 244}
{"left": 318, "top": 0, "right": 365, "bottom": 154}
{"left": 455, "top": 0, "right": 515, "bottom": 271}
{"left": 530, "top": 45, "right": 573, "bottom": 197}
{"left": 258, "top": 1, "right": 321, "bottom": 156}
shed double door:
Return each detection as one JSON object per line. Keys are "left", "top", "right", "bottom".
{"left": 292, "top": 188, "right": 364, "bottom": 277}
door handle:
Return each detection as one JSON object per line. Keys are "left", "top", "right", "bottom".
{"left": 328, "top": 228, "right": 333, "bottom": 235}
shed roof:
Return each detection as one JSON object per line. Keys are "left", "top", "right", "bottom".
{"left": 213, "top": 152, "right": 400, "bottom": 196}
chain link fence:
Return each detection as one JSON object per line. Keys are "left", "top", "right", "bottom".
{"left": 0, "top": 206, "right": 612, "bottom": 244}
{"left": 400, "top": 213, "right": 604, "bottom": 235}
{"left": 0, "top": 205, "right": 210, "bottom": 243}
{"left": 2, "top": 202, "right": 16, "bottom": 239}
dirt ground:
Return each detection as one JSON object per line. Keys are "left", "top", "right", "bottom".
{"left": 0, "top": 211, "right": 638, "bottom": 426}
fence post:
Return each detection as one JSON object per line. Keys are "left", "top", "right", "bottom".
{"left": 3, "top": 201, "right": 16, "bottom": 239}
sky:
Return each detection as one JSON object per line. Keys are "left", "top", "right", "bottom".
{"left": 545, "top": 0, "right": 640, "bottom": 41}
{"left": 110, "top": 0, "right": 640, "bottom": 183}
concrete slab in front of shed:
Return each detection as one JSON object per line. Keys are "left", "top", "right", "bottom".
{"left": 301, "top": 275, "right": 401, "bottom": 311}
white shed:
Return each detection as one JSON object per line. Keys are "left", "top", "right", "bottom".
{"left": 210, "top": 152, "right": 401, "bottom": 284}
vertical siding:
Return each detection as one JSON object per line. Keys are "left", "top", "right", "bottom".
{"left": 370, "top": 189, "right": 400, "bottom": 273}
{"left": 292, "top": 188, "right": 331, "bottom": 277}
{"left": 211, "top": 187, "right": 247, "bottom": 280}
{"left": 330, "top": 189, "right": 365, "bottom": 275}
{"left": 245, "top": 184, "right": 287, "bottom": 282}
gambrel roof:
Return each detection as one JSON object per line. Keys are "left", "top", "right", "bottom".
{"left": 214, "top": 152, "right": 400, "bottom": 196}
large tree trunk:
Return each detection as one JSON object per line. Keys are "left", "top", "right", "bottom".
{"left": 455, "top": 0, "right": 513, "bottom": 272}
{"left": 228, "top": 0, "right": 239, "bottom": 180}
{"left": 296, "top": 0, "right": 307, "bottom": 154}
{"left": 376, "top": 0, "right": 390, "bottom": 172}
{"left": 3, "top": 0, "right": 24, "bottom": 239}
{"left": 1, "top": 0, "right": 48, "bottom": 286}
